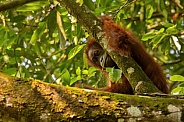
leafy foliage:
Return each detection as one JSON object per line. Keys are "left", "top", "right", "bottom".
{"left": 0, "top": 0, "right": 184, "bottom": 94}
{"left": 106, "top": 67, "right": 122, "bottom": 83}
{"left": 170, "top": 75, "right": 184, "bottom": 94}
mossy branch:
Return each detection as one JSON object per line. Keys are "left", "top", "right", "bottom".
{"left": 0, "top": 73, "right": 183, "bottom": 121}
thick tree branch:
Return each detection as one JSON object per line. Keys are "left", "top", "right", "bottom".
{"left": 0, "top": 73, "right": 183, "bottom": 121}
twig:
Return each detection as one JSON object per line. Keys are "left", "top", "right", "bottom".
{"left": 162, "top": 60, "right": 182, "bottom": 66}
{"left": 113, "top": 0, "right": 138, "bottom": 19}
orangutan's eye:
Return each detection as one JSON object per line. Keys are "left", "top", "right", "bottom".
{"left": 94, "top": 50, "right": 100, "bottom": 56}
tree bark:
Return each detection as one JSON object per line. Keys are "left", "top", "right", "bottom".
{"left": 0, "top": 73, "right": 183, "bottom": 122}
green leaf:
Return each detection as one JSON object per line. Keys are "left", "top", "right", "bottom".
{"left": 7, "top": 35, "right": 18, "bottom": 46}
{"left": 157, "top": 28, "right": 165, "bottom": 34}
{"left": 76, "top": 67, "right": 81, "bottom": 76}
{"left": 84, "top": 0, "right": 95, "bottom": 10}
{"left": 70, "top": 76, "right": 82, "bottom": 86}
{"left": 94, "top": 7, "right": 106, "bottom": 15}
{"left": 171, "top": 86, "right": 184, "bottom": 95}
{"left": 161, "top": 37, "right": 170, "bottom": 55}
{"left": 166, "top": 25, "right": 179, "bottom": 35}
{"left": 47, "top": 10, "right": 57, "bottom": 37}
{"left": 3, "top": 68, "right": 17, "bottom": 75}
{"left": 76, "top": 0, "right": 83, "bottom": 6}
{"left": 17, "top": 6, "right": 42, "bottom": 11}
{"left": 151, "top": 34, "right": 165, "bottom": 49}
{"left": 6, "top": 50, "right": 20, "bottom": 57}
{"left": 88, "top": 67, "right": 97, "bottom": 78}
{"left": 22, "top": 67, "right": 31, "bottom": 78}
{"left": 142, "top": 32, "right": 156, "bottom": 41}
{"left": 30, "top": 22, "right": 46, "bottom": 45}
{"left": 68, "top": 44, "right": 86, "bottom": 60}
{"left": 171, "top": 87, "right": 182, "bottom": 94}
{"left": 57, "top": 7, "right": 68, "bottom": 16}
{"left": 9, "top": 58, "right": 16, "bottom": 65}
{"left": 11, "top": 15, "right": 26, "bottom": 22}
{"left": 179, "top": 83, "right": 184, "bottom": 87}
{"left": 61, "top": 69, "right": 70, "bottom": 86}
{"left": 163, "top": 23, "right": 174, "bottom": 28}
{"left": 146, "top": 5, "right": 154, "bottom": 19}
{"left": 57, "top": 11, "right": 66, "bottom": 49}
{"left": 170, "top": 75, "right": 184, "bottom": 82}
{"left": 30, "top": 30, "right": 39, "bottom": 45}
{"left": 105, "top": 6, "right": 120, "bottom": 12}
{"left": 17, "top": 1, "right": 49, "bottom": 11}
{"left": 34, "top": 43, "right": 42, "bottom": 56}
{"left": 106, "top": 67, "right": 122, "bottom": 82}
{"left": 82, "top": 70, "right": 88, "bottom": 75}
{"left": 106, "top": 68, "right": 111, "bottom": 72}
{"left": 162, "top": 9, "right": 168, "bottom": 18}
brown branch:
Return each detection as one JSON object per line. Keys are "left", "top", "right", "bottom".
{"left": 0, "top": 0, "right": 41, "bottom": 12}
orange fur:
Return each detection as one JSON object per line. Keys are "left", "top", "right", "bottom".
{"left": 85, "top": 16, "right": 169, "bottom": 94}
